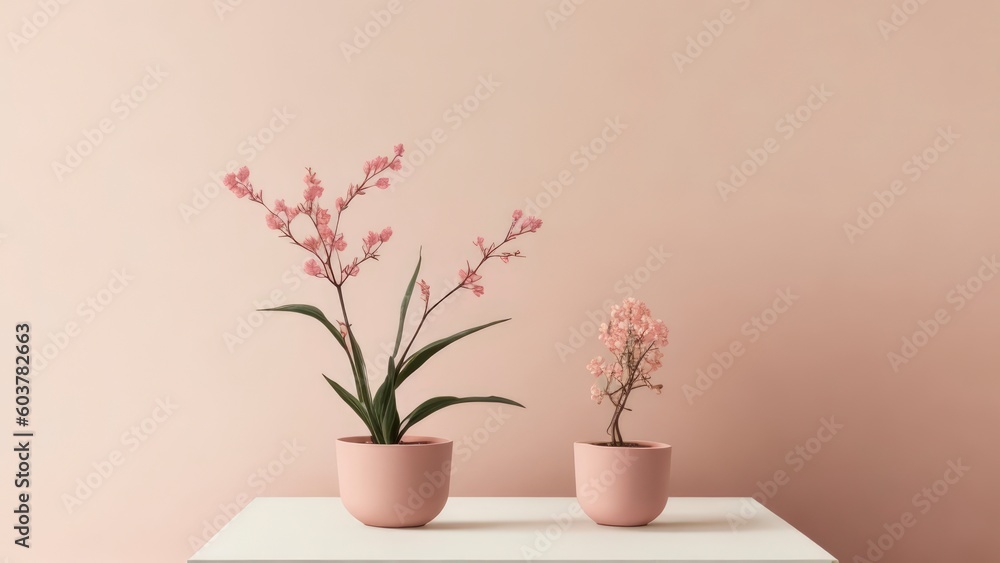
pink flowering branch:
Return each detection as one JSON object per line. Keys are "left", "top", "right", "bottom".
{"left": 397, "top": 209, "right": 542, "bottom": 367}
{"left": 225, "top": 145, "right": 403, "bottom": 367}
{"left": 225, "top": 145, "right": 403, "bottom": 287}
{"left": 586, "top": 298, "right": 668, "bottom": 446}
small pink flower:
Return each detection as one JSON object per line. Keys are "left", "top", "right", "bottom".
{"left": 590, "top": 384, "right": 604, "bottom": 404}
{"left": 304, "top": 183, "right": 323, "bottom": 202}
{"left": 265, "top": 213, "right": 284, "bottom": 230}
{"left": 376, "top": 177, "right": 390, "bottom": 189}
{"left": 389, "top": 159, "right": 402, "bottom": 171}
{"left": 473, "top": 236, "right": 485, "bottom": 249}
{"left": 315, "top": 207, "right": 331, "bottom": 226}
{"left": 223, "top": 173, "right": 237, "bottom": 188}
{"left": 586, "top": 357, "right": 604, "bottom": 377}
{"left": 417, "top": 279, "right": 430, "bottom": 302}
{"left": 458, "top": 269, "right": 482, "bottom": 284}
{"left": 236, "top": 166, "right": 250, "bottom": 182}
{"left": 379, "top": 227, "right": 392, "bottom": 242}
{"left": 318, "top": 224, "right": 334, "bottom": 246}
{"left": 302, "top": 236, "right": 320, "bottom": 252}
{"left": 335, "top": 197, "right": 345, "bottom": 212}
{"left": 343, "top": 262, "right": 360, "bottom": 277}
{"left": 333, "top": 233, "right": 347, "bottom": 252}
{"left": 362, "top": 161, "right": 373, "bottom": 175}
{"left": 303, "top": 259, "right": 323, "bottom": 277}
{"left": 471, "top": 284, "right": 485, "bottom": 297}
{"left": 229, "top": 184, "right": 249, "bottom": 198}
{"left": 512, "top": 209, "right": 523, "bottom": 221}
{"left": 274, "top": 199, "right": 288, "bottom": 214}
{"left": 394, "top": 144, "right": 404, "bottom": 157}
{"left": 520, "top": 216, "right": 543, "bottom": 233}
{"left": 364, "top": 231, "right": 380, "bottom": 248}
{"left": 286, "top": 207, "right": 300, "bottom": 221}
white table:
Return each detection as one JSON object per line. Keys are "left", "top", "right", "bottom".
{"left": 189, "top": 497, "right": 837, "bottom": 562}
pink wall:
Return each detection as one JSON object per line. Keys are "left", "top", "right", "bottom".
{"left": 2, "top": 1, "right": 998, "bottom": 561}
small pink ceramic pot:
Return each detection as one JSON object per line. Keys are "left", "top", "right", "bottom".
{"left": 336, "top": 436, "right": 453, "bottom": 527}
{"left": 574, "top": 440, "right": 672, "bottom": 526}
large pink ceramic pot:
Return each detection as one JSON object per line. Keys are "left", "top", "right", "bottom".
{"left": 574, "top": 440, "right": 672, "bottom": 526}
{"left": 336, "top": 436, "right": 453, "bottom": 528}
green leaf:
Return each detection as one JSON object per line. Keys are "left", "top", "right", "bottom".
{"left": 322, "top": 374, "right": 375, "bottom": 437}
{"left": 259, "top": 304, "right": 348, "bottom": 353}
{"left": 393, "top": 252, "right": 422, "bottom": 358}
{"left": 263, "top": 304, "right": 371, "bottom": 427}
{"left": 372, "top": 253, "right": 421, "bottom": 437}
{"left": 378, "top": 357, "right": 400, "bottom": 443}
{"left": 396, "top": 319, "right": 510, "bottom": 388}
{"left": 398, "top": 395, "right": 525, "bottom": 438}
{"left": 344, "top": 328, "right": 377, "bottom": 441}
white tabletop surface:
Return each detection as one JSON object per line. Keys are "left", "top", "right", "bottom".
{"left": 189, "top": 497, "right": 837, "bottom": 562}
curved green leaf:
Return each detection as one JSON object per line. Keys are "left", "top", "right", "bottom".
{"left": 393, "top": 252, "right": 421, "bottom": 358}
{"left": 378, "top": 357, "right": 400, "bottom": 442}
{"left": 344, "top": 328, "right": 377, "bottom": 441}
{"left": 398, "top": 395, "right": 524, "bottom": 438}
{"left": 373, "top": 254, "right": 421, "bottom": 430}
{"left": 259, "top": 304, "right": 348, "bottom": 353}
{"left": 322, "top": 374, "right": 375, "bottom": 438}
{"left": 396, "top": 319, "right": 510, "bottom": 388}
{"left": 263, "top": 304, "right": 371, "bottom": 425}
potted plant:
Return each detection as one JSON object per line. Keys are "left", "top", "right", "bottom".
{"left": 576, "top": 297, "right": 671, "bottom": 526}
{"left": 224, "top": 143, "right": 541, "bottom": 527}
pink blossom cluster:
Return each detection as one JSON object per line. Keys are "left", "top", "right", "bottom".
{"left": 226, "top": 143, "right": 542, "bottom": 318}
{"left": 446, "top": 209, "right": 542, "bottom": 298}
{"left": 224, "top": 144, "right": 402, "bottom": 285}
{"left": 586, "top": 298, "right": 668, "bottom": 405}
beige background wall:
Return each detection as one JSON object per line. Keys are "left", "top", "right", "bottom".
{"left": 2, "top": 1, "right": 998, "bottom": 561}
